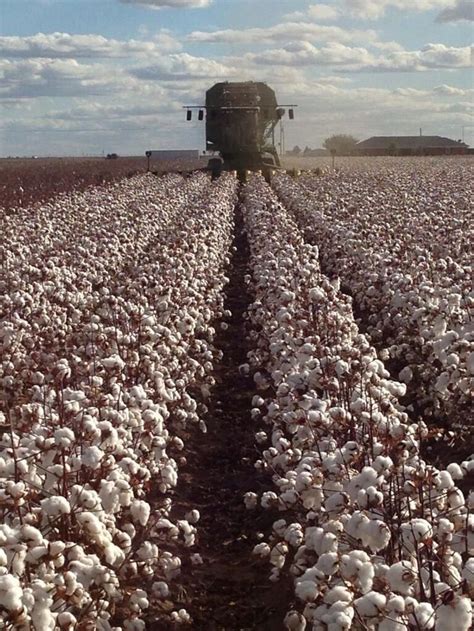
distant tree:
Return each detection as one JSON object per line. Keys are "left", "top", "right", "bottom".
{"left": 323, "top": 134, "right": 358, "bottom": 156}
{"left": 303, "top": 146, "right": 312, "bottom": 155}
{"left": 291, "top": 145, "right": 302, "bottom": 155}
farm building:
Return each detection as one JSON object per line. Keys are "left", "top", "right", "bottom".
{"left": 147, "top": 150, "right": 200, "bottom": 160}
{"left": 357, "top": 136, "right": 469, "bottom": 156}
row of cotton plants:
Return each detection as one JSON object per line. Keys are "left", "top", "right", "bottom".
{"left": 0, "top": 172, "right": 238, "bottom": 629}
{"left": 241, "top": 175, "right": 473, "bottom": 631}
{"left": 271, "top": 165, "right": 473, "bottom": 430}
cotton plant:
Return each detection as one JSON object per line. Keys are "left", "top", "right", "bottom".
{"left": 242, "top": 174, "right": 473, "bottom": 631}
{"left": 0, "top": 172, "right": 238, "bottom": 627}
{"left": 271, "top": 161, "right": 473, "bottom": 434}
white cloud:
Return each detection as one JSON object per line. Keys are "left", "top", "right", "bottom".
{"left": 0, "top": 58, "right": 139, "bottom": 99}
{"left": 285, "top": 4, "right": 341, "bottom": 21}
{"left": 343, "top": 0, "right": 456, "bottom": 19}
{"left": 433, "top": 83, "right": 472, "bottom": 95}
{"left": 120, "top": 0, "right": 211, "bottom": 8}
{"left": 0, "top": 32, "right": 181, "bottom": 59}
{"left": 240, "top": 41, "right": 471, "bottom": 72}
{"left": 436, "top": 0, "right": 474, "bottom": 21}
{"left": 187, "top": 22, "right": 380, "bottom": 46}
{"left": 369, "top": 43, "right": 472, "bottom": 71}
{"left": 131, "top": 52, "right": 235, "bottom": 81}
{"left": 244, "top": 42, "right": 375, "bottom": 67}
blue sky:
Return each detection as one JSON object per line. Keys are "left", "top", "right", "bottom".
{"left": 0, "top": 0, "right": 472, "bottom": 156}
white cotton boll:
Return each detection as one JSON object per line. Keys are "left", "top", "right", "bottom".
{"left": 185, "top": 509, "right": 200, "bottom": 524}
{"left": 309, "top": 287, "right": 326, "bottom": 303}
{"left": 102, "top": 354, "right": 125, "bottom": 371}
{"left": 446, "top": 463, "right": 464, "bottom": 480}
{"left": 0, "top": 574, "right": 23, "bottom": 611}
{"left": 363, "top": 519, "right": 391, "bottom": 552}
{"left": 152, "top": 581, "right": 169, "bottom": 598}
{"left": 325, "top": 491, "right": 349, "bottom": 514}
{"left": 252, "top": 395, "right": 265, "bottom": 407}
{"left": 316, "top": 552, "right": 338, "bottom": 576}
{"left": 261, "top": 491, "right": 278, "bottom": 509}
{"left": 400, "top": 518, "right": 432, "bottom": 551}
{"left": 284, "top": 610, "right": 307, "bottom": 630}
{"left": 324, "top": 586, "right": 352, "bottom": 605}
{"left": 20, "top": 525, "right": 43, "bottom": 547}
{"left": 54, "top": 427, "right": 75, "bottom": 449}
{"left": 354, "top": 591, "right": 386, "bottom": 618}
{"left": 462, "top": 558, "right": 474, "bottom": 590}
{"left": 270, "top": 542, "right": 288, "bottom": 569}
{"left": 244, "top": 492, "right": 258, "bottom": 509}
{"left": 284, "top": 523, "right": 304, "bottom": 548}
{"left": 295, "top": 580, "right": 319, "bottom": 602}
{"left": 273, "top": 519, "right": 288, "bottom": 536}
{"left": 410, "top": 602, "right": 435, "bottom": 629}
{"left": 253, "top": 543, "right": 271, "bottom": 558}
{"left": 387, "top": 561, "right": 416, "bottom": 595}
{"left": 76, "top": 511, "right": 102, "bottom": 536}
{"left": 57, "top": 612, "right": 77, "bottom": 628}
{"left": 130, "top": 589, "right": 150, "bottom": 610}
{"left": 170, "top": 608, "right": 191, "bottom": 623}
{"left": 40, "top": 495, "right": 71, "bottom": 517}
{"left": 437, "top": 470, "right": 455, "bottom": 490}
{"left": 81, "top": 445, "right": 105, "bottom": 469}
{"left": 435, "top": 595, "right": 472, "bottom": 631}
{"left": 130, "top": 499, "right": 151, "bottom": 527}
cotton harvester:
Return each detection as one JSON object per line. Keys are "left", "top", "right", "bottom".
{"left": 184, "top": 82, "right": 296, "bottom": 178}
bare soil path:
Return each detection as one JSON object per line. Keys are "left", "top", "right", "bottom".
{"left": 153, "top": 196, "right": 292, "bottom": 630}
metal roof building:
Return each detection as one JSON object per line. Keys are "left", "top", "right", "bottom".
{"left": 357, "top": 136, "right": 469, "bottom": 156}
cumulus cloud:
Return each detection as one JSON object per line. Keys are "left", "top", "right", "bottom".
{"left": 240, "top": 41, "right": 470, "bottom": 72}
{"left": 187, "top": 22, "right": 380, "bottom": 46}
{"left": 120, "top": 0, "right": 211, "bottom": 8}
{"left": 244, "top": 42, "right": 375, "bottom": 67}
{"left": 369, "top": 43, "right": 472, "bottom": 71}
{"left": 0, "top": 58, "right": 135, "bottom": 99}
{"left": 0, "top": 32, "right": 181, "bottom": 59}
{"left": 343, "top": 0, "right": 456, "bottom": 19}
{"left": 131, "top": 52, "right": 235, "bottom": 81}
{"left": 285, "top": 4, "right": 341, "bottom": 21}
{"left": 436, "top": 0, "right": 474, "bottom": 21}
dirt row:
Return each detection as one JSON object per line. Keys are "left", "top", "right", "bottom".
{"left": 155, "top": 194, "right": 292, "bottom": 630}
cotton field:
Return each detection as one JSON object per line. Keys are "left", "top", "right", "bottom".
{"left": 0, "top": 158, "right": 472, "bottom": 630}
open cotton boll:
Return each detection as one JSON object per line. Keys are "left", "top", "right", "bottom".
{"left": 354, "top": 591, "right": 386, "bottom": 618}
{"left": 435, "top": 594, "right": 472, "bottom": 631}
{"left": 54, "top": 427, "right": 75, "bottom": 449}
{"left": 295, "top": 580, "right": 319, "bottom": 602}
{"left": 81, "top": 445, "right": 105, "bottom": 469}
{"left": 102, "top": 354, "right": 125, "bottom": 371}
{"left": 40, "top": 495, "right": 71, "bottom": 518}
{"left": 244, "top": 492, "right": 258, "bottom": 509}
{"left": 130, "top": 500, "right": 151, "bottom": 527}
{"left": 284, "top": 610, "right": 307, "bottom": 630}
{"left": 400, "top": 518, "right": 433, "bottom": 551}
{"left": 152, "top": 581, "right": 169, "bottom": 598}
{"left": 253, "top": 543, "right": 271, "bottom": 558}
{"left": 387, "top": 561, "right": 416, "bottom": 595}
{"left": 0, "top": 573, "right": 23, "bottom": 611}
{"left": 185, "top": 509, "right": 200, "bottom": 524}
